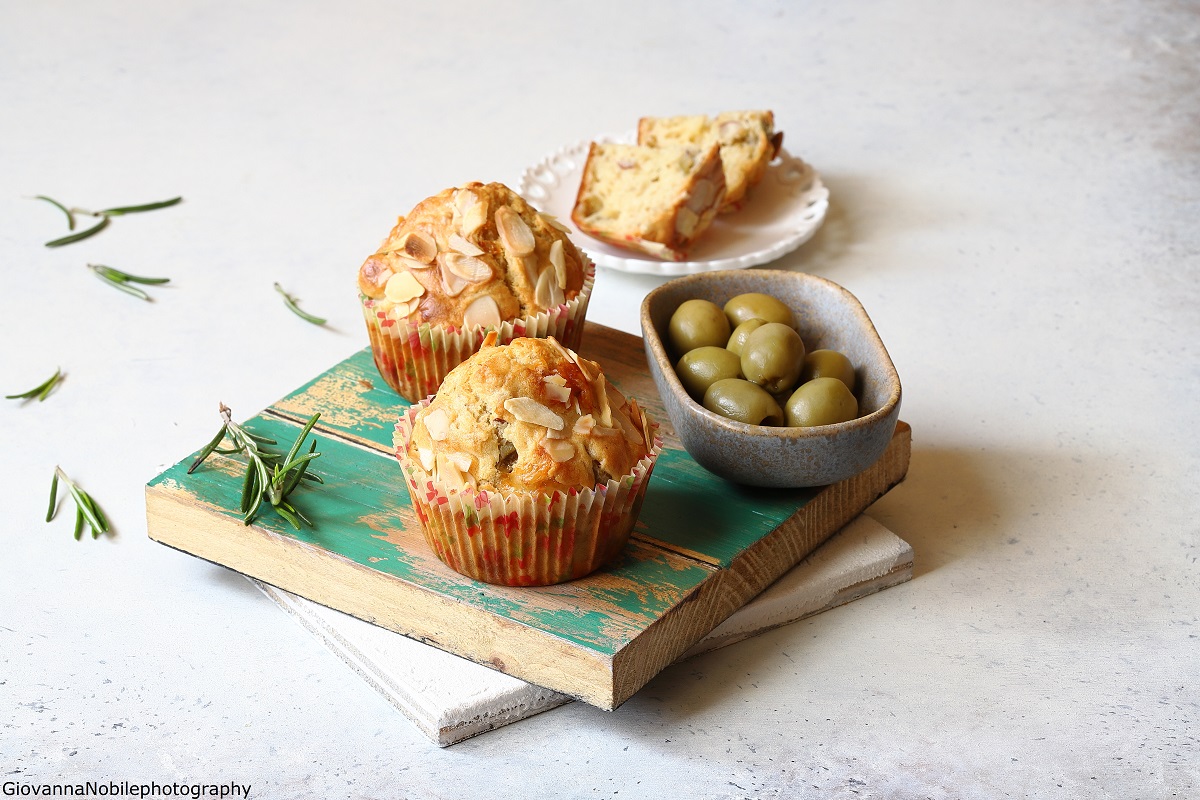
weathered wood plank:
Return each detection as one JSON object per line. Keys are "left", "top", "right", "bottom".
{"left": 146, "top": 323, "right": 910, "bottom": 709}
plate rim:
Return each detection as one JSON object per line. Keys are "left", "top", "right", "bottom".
{"left": 518, "top": 134, "right": 830, "bottom": 276}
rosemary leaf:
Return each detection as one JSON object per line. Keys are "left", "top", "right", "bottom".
{"left": 95, "top": 196, "right": 183, "bottom": 216}
{"left": 45, "top": 215, "right": 109, "bottom": 248}
{"left": 189, "top": 423, "right": 230, "bottom": 473}
{"left": 274, "top": 503, "right": 301, "bottom": 530}
{"left": 274, "top": 283, "right": 327, "bottom": 325}
{"left": 7, "top": 368, "right": 63, "bottom": 402}
{"left": 88, "top": 265, "right": 151, "bottom": 300}
{"left": 73, "top": 507, "right": 85, "bottom": 541}
{"left": 240, "top": 462, "right": 257, "bottom": 514}
{"left": 46, "top": 471, "right": 60, "bottom": 522}
{"left": 33, "top": 195, "right": 76, "bottom": 230}
{"left": 88, "top": 263, "right": 170, "bottom": 285}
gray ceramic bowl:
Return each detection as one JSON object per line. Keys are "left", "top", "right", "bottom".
{"left": 641, "top": 270, "right": 901, "bottom": 487}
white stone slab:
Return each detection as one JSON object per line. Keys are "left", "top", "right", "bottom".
{"left": 256, "top": 514, "right": 912, "bottom": 746}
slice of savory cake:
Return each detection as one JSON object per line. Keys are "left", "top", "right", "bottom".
{"left": 637, "top": 111, "right": 783, "bottom": 212}
{"left": 570, "top": 141, "right": 727, "bottom": 261}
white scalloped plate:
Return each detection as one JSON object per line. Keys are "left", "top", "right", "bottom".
{"left": 518, "top": 134, "right": 829, "bottom": 275}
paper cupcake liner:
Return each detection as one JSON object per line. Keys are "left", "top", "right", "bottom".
{"left": 394, "top": 400, "right": 662, "bottom": 587}
{"left": 361, "top": 260, "right": 595, "bottom": 403}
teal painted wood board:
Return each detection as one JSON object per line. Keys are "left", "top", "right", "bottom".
{"left": 146, "top": 323, "right": 911, "bottom": 709}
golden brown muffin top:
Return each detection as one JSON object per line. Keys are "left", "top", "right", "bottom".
{"left": 407, "top": 337, "right": 654, "bottom": 494}
{"left": 358, "top": 182, "right": 587, "bottom": 330}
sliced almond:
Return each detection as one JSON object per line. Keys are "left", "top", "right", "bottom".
{"left": 614, "top": 405, "right": 642, "bottom": 445}
{"left": 397, "top": 255, "right": 435, "bottom": 271}
{"left": 397, "top": 230, "right": 437, "bottom": 264}
{"left": 545, "top": 424, "right": 570, "bottom": 440}
{"left": 445, "top": 451, "right": 474, "bottom": 472}
{"left": 358, "top": 255, "right": 394, "bottom": 297}
{"left": 503, "top": 397, "right": 564, "bottom": 430}
{"left": 453, "top": 187, "right": 479, "bottom": 215}
{"left": 572, "top": 414, "right": 595, "bottom": 436}
{"left": 675, "top": 207, "right": 700, "bottom": 238}
{"left": 687, "top": 179, "right": 716, "bottom": 213}
{"left": 417, "top": 446, "right": 436, "bottom": 472}
{"left": 423, "top": 408, "right": 450, "bottom": 441}
{"left": 535, "top": 265, "right": 565, "bottom": 309}
{"left": 390, "top": 298, "right": 415, "bottom": 319}
{"left": 462, "top": 295, "right": 502, "bottom": 331}
{"left": 605, "top": 381, "right": 626, "bottom": 410}
{"left": 447, "top": 233, "right": 484, "bottom": 257}
{"left": 439, "top": 257, "right": 472, "bottom": 297}
{"left": 455, "top": 190, "right": 487, "bottom": 237}
{"left": 548, "top": 239, "right": 568, "bottom": 290}
{"left": 443, "top": 252, "right": 493, "bottom": 283}
{"left": 435, "top": 453, "right": 466, "bottom": 490}
{"left": 495, "top": 206, "right": 535, "bottom": 256}
{"left": 573, "top": 356, "right": 597, "bottom": 383}
{"left": 542, "top": 439, "right": 576, "bottom": 463}
{"left": 384, "top": 271, "right": 426, "bottom": 304}
{"left": 537, "top": 212, "right": 572, "bottom": 234}
{"left": 542, "top": 377, "right": 571, "bottom": 404}
{"left": 592, "top": 375, "right": 612, "bottom": 428}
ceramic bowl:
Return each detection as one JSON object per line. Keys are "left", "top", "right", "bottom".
{"left": 640, "top": 270, "right": 901, "bottom": 487}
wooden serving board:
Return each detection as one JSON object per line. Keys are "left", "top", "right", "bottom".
{"left": 145, "top": 322, "right": 911, "bottom": 710}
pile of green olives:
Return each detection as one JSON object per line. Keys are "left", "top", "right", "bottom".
{"left": 667, "top": 292, "right": 861, "bottom": 428}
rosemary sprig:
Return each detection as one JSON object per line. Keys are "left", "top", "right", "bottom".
{"left": 188, "top": 403, "right": 323, "bottom": 529}
{"left": 33, "top": 195, "right": 75, "bottom": 230}
{"left": 7, "top": 368, "right": 64, "bottom": 402}
{"left": 47, "top": 466, "right": 109, "bottom": 540}
{"left": 87, "top": 264, "right": 170, "bottom": 301}
{"left": 38, "top": 195, "right": 182, "bottom": 247}
{"left": 274, "top": 282, "right": 327, "bottom": 325}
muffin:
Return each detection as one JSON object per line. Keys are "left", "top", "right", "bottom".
{"left": 394, "top": 335, "right": 661, "bottom": 586}
{"left": 359, "top": 181, "right": 594, "bottom": 402}
{"left": 571, "top": 141, "right": 726, "bottom": 261}
{"left": 637, "top": 111, "right": 783, "bottom": 212}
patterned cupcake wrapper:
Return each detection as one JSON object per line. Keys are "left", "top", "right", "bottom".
{"left": 394, "top": 400, "right": 662, "bottom": 587}
{"left": 361, "top": 260, "right": 595, "bottom": 403}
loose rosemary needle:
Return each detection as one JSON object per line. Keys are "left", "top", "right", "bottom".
{"left": 188, "top": 404, "right": 324, "bottom": 529}
{"left": 45, "top": 216, "right": 109, "bottom": 248}
{"left": 87, "top": 264, "right": 170, "bottom": 301}
{"left": 47, "top": 466, "right": 109, "bottom": 540}
{"left": 33, "top": 195, "right": 75, "bottom": 230}
{"left": 274, "top": 282, "right": 327, "bottom": 325}
{"left": 6, "top": 368, "right": 63, "bottom": 402}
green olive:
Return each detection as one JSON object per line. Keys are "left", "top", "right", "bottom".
{"left": 668, "top": 299, "right": 732, "bottom": 355}
{"left": 739, "top": 322, "right": 806, "bottom": 394}
{"left": 723, "top": 293, "right": 796, "bottom": 329}
{"left": 675, "top": 346, "right": 743, "bottom": 399}
{"left": 785, "top": 377, "right": 859, "bottom": 427}
{"left": 703, "top": 378, "right": 784, "bottom": 426}
{"left": 726, "top": 318, "right": 767, "bottom": 355}
{"left": 801, "top": 349, "right": 856, "bottom": 392}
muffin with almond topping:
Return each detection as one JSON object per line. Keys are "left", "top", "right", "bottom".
{"left": 394, "top": 335, "right": 661, "bottom": 586}
{"left": 359, "top": 181, "right": 594, "bottom": 402}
